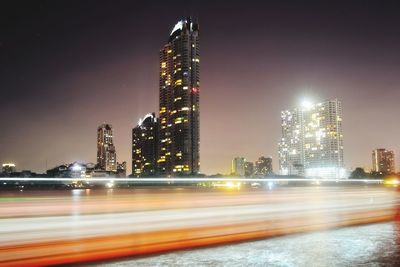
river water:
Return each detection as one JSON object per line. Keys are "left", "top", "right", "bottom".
{"left": 2, "top": 187, "right": 399, "bottom": 266}
{"left": 101, "top": 222, "right": 400, "bottom": 267}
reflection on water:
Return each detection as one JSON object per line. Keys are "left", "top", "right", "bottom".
{"left": 103, "top": 222, "right": 400, "bottom": 267}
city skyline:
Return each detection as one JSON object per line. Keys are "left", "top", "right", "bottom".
{"left": 1, "top": 1, "right": 400, "bottom": 174}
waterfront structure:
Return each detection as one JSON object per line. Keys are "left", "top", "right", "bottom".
{"left": 244, "top": 161, "right": 254, "bottom": 177}
{"left": 2, "top": 163, "right": 16, "bottom": 174}
{"left": 46, "top": 162, "right": 118, "bottom": 178}
{"left": 232, "top": 157, "right": 246, "bottom": 176}
{"left": 278, "top": 99, "right": 345, "bottom": 178}
{"left": 97, "top": 124, "right": 117, "bottom": 172}
{"left": 158, "top": 18, "right": 200, "bottom": 176}
{"left": 47, "top": 162, "right": 87, "bottom": 178}
{"left": 372, "top": 148, "right": 395, "bottom": 174}
{"left": 255, "top": 156, "right": 273, "bottom": 176}
{"left": 132, "top": 113, "right": 159, "bottom": 177}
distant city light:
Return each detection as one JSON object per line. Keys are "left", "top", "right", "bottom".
{"left": 300, "top": 99, "right": 313, "bottom": 110}
{"left": 170, "top": 20, "right": 184, "bottom": 35}
{"left": 72, "top": 164, "right": 82, "bottom": 171}
{"left": 138, "top": 113, "right": 155, "bottom": 127}
{"left": 2, "top": 163, "right": 16, "bottom": 167}
{"left": 267, "top": 181, "right": 274, "bottom": 190}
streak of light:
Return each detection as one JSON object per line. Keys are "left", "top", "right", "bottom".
{"left": 0, "top": 177, "right": 384, "bottom": 183}
{"left": 0, "top": 186, "right": 397, "bottom": 266}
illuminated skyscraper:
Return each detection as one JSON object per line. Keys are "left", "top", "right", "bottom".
{"left": 372, "top": 148, "right": 395, "bottom": 174}
{"left": 279, "top": 99, "right": 345, "bottom": 178}
{"left": 158, "top": 18, "right": 200, "bottom": 176}
{"left": 132, "top": 113, "right": 159, "bottom": 177}
{"left": 97, "top": 124, "right": 117, "bottom": 172}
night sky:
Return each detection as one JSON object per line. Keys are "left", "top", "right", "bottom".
{"left": 1, "top": 0, "right": 400, "bottom": 174}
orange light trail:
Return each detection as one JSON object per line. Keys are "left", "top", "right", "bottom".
{"left": 0, "top": 186, "right": 398, "bottom": 266}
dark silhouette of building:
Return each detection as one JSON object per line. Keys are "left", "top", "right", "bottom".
{"left": 46, "top": 162, "right": 87, "bottom": 178}
{"left": 158, "top": 18, "right": 200, "bottom": 176}
{"left": 132, "top": 113, "right": 159, "bottom": 177}
{"left": 117, "top": 161, "right": 127, "bottom": 177}
{"left": 255, "top": 156, "right": 273, "bottom": 176}
{"left": 46, "top": 162, "right": 119, "bottom": 178}
{"left": 244, "top": 161, "right": 254, "bottom": 177}
{"left": 2, "top": 163, "right": 16, "bottom": 174}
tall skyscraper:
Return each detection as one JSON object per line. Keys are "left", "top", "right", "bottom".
{"left": 372, "top": 148, "right": 395, "bottom": 174}
{"left": 97, "top": 124, "right": 117, "bottom": 172}
{"left": 158, "top": 18, "right": 200, "bottom": 176}
{"left": 132, "top": 113, "right": 159, "bottom": 177}
{"left": 231, "top": 157, "right": 246, "bottom": 176}
{"left": 255, "top": 156, "right": 273, "bottom": 176}
{"left": 279, "top": 99, "right": 345, "bottom": 178}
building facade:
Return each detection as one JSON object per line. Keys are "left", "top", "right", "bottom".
{"left": 132, "top": 113, "right": 159, "bottom": 177}
{"left": 255, "top": 156, "right": 273, "bottom": 176}
{"left": 279, "top": 99, "right": 345, "bottom": 178}
{"left": 231, "top": 157, "right": 246, "bottom": 176}
{"left": 158, "top": 18, "right": 200, "bottom": 176}
{"left": 372, "top": 148, "right": 395, "bottom": 174}
{"left": 244, "top": 161, "right": 254, "bottom": 177}
{"left": 97, "top": 124, "right": 117, "bottom": 172}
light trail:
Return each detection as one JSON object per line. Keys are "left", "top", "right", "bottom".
{"left": 0, "top": 186, "right": 397, "bottom": 266}
{"left": 0, "top": 177, "right": 384, "bottom": 183}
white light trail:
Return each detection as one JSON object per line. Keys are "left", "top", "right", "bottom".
{"left": 0, "top": 177, "right": 383, "bottom": 183}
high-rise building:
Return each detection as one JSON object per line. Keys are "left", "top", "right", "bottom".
{"left": 97, "top": 124, "right": 117, "bottom": 172}
{"left": 255, "top": 156, "right": 273, "bottom": 176}
{"left": 158, "top": 18, "right": 200, "bottom": 176}
{"left": 372, "top": 148, "right": 395, "bottom": 174}
{"left": 231, "top": 157, "right": 246, "bottom": 176}
{"left": 278, "top": 99, "right": 345, "bottom": 178}
{"left": 244, "top": 161, "right": 254, "bottom": 177}
{"left": 132, "top": 113, "right": 159, "bottom": 177}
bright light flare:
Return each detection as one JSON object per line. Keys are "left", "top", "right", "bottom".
{"left": 300, "top": 99, "right": 313, "bottom": 110}
{"left": 384, "top": 177, "right": 399, "bottom": 186}
{"left": 71, "top": 164, "right": 82, "bottom": 171}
